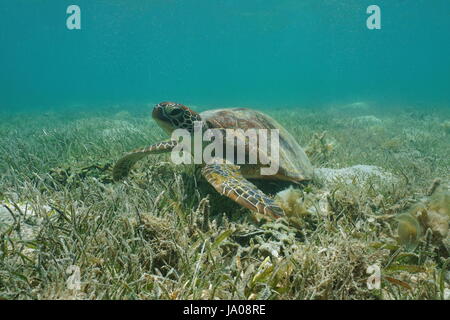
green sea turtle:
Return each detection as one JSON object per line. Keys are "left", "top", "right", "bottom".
{"left": 113, "top": 102, "right": 314, "bottom": 218}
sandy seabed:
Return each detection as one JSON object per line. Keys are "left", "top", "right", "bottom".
{"left": 0, "top": 102, "right": 449, "bottom": 300}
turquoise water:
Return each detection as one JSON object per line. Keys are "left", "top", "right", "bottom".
{"left": 1, "top": 0, "right": 450, "bottom": 112}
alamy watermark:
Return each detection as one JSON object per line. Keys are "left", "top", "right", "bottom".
{"left": 66, "top": 5, "right": 81, "bottom": 30}
{"left": 66, "top": 265, "right": 81, "bottom": 291}
{"left": 366, "top": 264, "right": 381, "bottom": 290}
{"left": 170, "top": 121, "right": 280, "bottom": 176}
{"left": 66, "top": 5, "right": 381, "bottom": 31}
{"left": 367, "top": 5, "right": 382, "bottom": 30}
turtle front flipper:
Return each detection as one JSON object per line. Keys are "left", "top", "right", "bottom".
{"left": 113, "top": 140, "right": 177, "bottom": 181}
{"left": 201, "top": 163, "right": 285, "bottom": 219}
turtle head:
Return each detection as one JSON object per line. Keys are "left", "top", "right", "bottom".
{"left": 152, "top": 102, "right": 202, "bottom": 134}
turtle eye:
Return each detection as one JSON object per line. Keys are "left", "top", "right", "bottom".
{"left": 169, "top": 108, "right": 184, "bottom": 117}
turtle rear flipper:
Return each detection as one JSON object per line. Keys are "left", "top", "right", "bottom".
{"left": 201, "top": 163, "right": 285, "bottom": 219}
{"left": 113, "top": 140, "right": 177, "bottom": 181}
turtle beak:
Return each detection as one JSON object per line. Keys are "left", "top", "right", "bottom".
{"left": 152, "top": 104, "right": 165, "bottom": 121}
{"left": 152, "top": 104, "right": 175, "bottom": 133}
